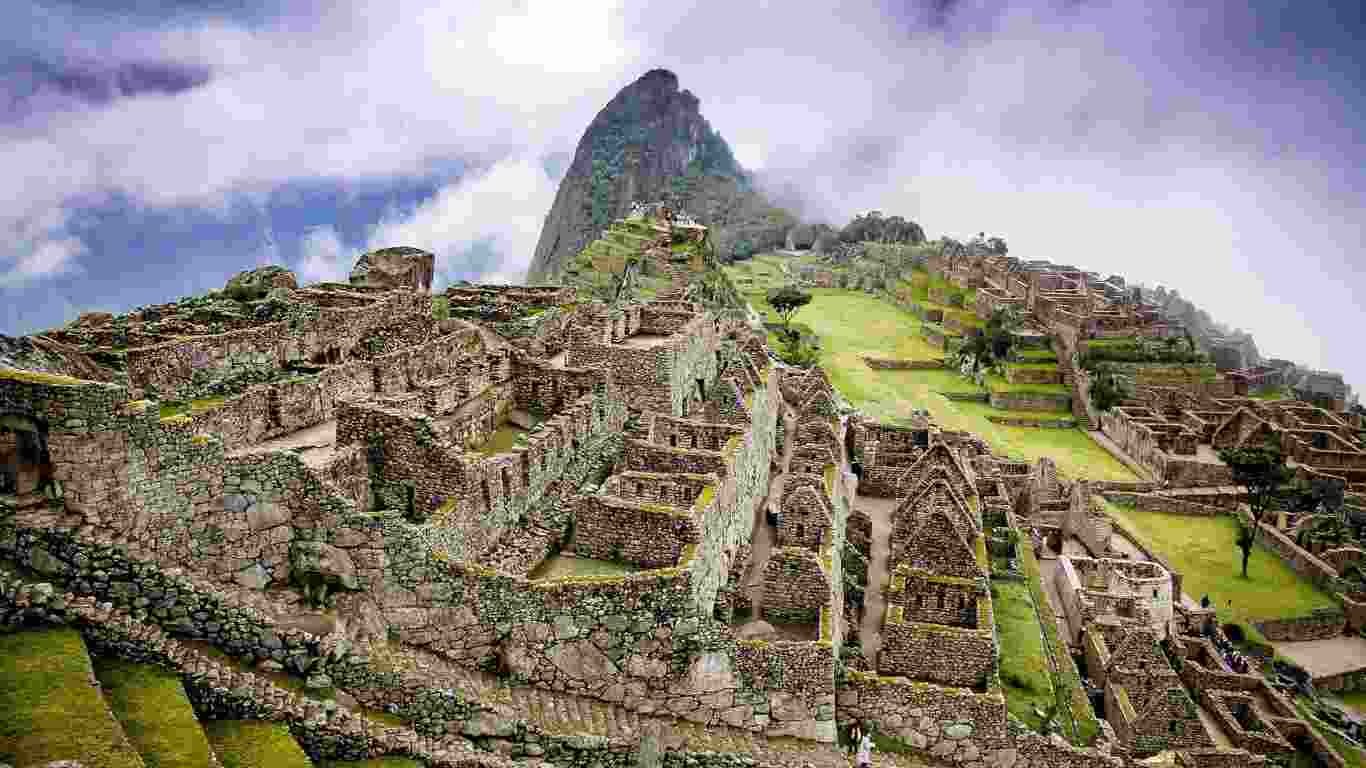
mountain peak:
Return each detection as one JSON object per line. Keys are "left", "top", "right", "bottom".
{"left": 526, "top": 70, "right": 786, "bottom": 282}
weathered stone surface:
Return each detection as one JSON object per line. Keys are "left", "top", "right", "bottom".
{"left": 224, "top": 265, "right": 297, "bottom": 301}
{"left": 349, "top": 247, "right": 435, "bottom": 292}
{"left": 289, "top": 541, "right": 358, "bottom": 591}
{"left": 550, "top": 640, "right": 618, "bottom": 682}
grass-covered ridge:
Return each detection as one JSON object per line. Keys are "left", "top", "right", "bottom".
{"left": 95, "top": 656, "right": 218, "bottom": 768}
{"left": 0, "top": 627, "right": 146, "bottom": 768}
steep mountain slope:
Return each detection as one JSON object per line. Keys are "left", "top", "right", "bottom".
{"left": 527, "top": 69, "right": 793, "bottom": 282}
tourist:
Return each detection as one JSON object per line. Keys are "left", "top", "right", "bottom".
{"left": 855, "top": 727, "right": 874, "bottom": 768}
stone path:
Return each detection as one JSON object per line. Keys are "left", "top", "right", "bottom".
{"left": 857, "top": 495, "right": 898, "bottom": 661}
{"left": 1195, "top": 703, "right": 1234, "bottom": 748}
{"left": 740, "top": 404, "right": 797, "bottom": 623}
{"left": 1272, "top": 635, "right": 1366, "bottom": 680}
{"left": 228, "top": 419, "right": 338, "bottom": 468}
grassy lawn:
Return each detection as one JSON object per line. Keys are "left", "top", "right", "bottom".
{"left": 95, "top": 656, "right": 218, "bottom": 767}
{"left": 1105, "top": 502, "right": 1338, "bottom": 623}
{"left": 993, "top": 580, "right": 1055, "bottom": 731}
{"left": 530, "top": 553, "right": 638, "bottom": 580}
{"left": 202, "top": 721, "right": 311, "bottom": 768}
{"left": 723, "top": 278, "right": 1138, "bottom": 482}
{"left": 0, "top": 627, "right": 145, "bottom": 768}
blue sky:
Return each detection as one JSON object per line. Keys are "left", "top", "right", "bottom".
{"left": 2, "top": 0, "right": 1364, "bottom": 390}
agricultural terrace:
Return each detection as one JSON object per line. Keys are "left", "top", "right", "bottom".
{"left": 725, "top": 255, "right": 1137, "bottom": 482}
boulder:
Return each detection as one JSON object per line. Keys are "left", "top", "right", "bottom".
{"left": 225, "top": 266, "right": 297, "bottom": 301}
{"left": 289, "top": 540, "right": 360, "bottom": 601}
{"left": 349, "top": 247, "right": 435, "bottom": 292}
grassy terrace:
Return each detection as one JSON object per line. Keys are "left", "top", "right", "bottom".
{"left": 95, "top": 656, "right": 219, "bottom": 768}
{"left": 724, "top": 262, "right": 1138, "bottom": 481}
{"left": 0, "top": 628, "right": 145, "bottom": 768}
{"left": 203, "top": 721, "right": 312, "bottom": 768}
{"left": 473, "top": 421, "right": 529, "bottom": 455}
{"left": 1105, "top": 501, "right": 1337, "bottom": 626}
{"left": 530, "top": 553, "right": 639, "bottom": 580}
{"left": 993, "top": 579, "right": 1055, "bottom": 731}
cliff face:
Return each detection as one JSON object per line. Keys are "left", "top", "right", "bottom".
{"left": 527, "top": 69, "right": 791, "bottom": 282}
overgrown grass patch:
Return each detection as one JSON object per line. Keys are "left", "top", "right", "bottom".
{"left": 1104, "top": 501, "right": 1337, "bottom": 623}
{"left": 993, "top": 580, "right": 1055, "bottom": 732}
{"left": 0, "top": 627, "right": 145, "bottom": 768}
{"left": 95, "top": 656, "right": 218, "bottom": 768}
{"left": 202, "top": 721, "right": 311, "bottom": 768}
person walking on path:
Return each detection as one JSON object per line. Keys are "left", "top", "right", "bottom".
{"left": 855, "top": 727, "right": 874, "bottom": 768}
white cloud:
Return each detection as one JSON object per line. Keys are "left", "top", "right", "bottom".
{"left": 364, "top": 155, "right": 558, "bottom": 283}
{"left": 297, "top": 226, "right": 351, "bottom": 284}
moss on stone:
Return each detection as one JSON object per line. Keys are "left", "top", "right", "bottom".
{"left": 0, "top": 627, "right": 145, "bottom": 768}
{"left": 94, "top": 656, "right": 218, "bottom": 768}
{"left": 320, "top": 759, "right": 425, "bottom": 768}
{"left": 0, "top": 366, "right": 88, "bottom": 387}
{"left": 202, "top": 721, "right": 311, "bottom": 768}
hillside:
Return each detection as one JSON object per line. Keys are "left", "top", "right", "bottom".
{"left": 527, "top": 69, "right": 794, "bottom": 282}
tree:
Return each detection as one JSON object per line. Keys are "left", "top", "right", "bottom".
{"left": 1218, "top": 445, "right": 1292, "bottom": 577}
{"left": 766, "top": 284, "right": 812, "bottom": 337}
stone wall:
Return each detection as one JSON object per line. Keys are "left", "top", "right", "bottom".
{"left": 127, "top": 292, "right": 440, "bottom": 400}
{"left": 989, "top": 391, "right": 1071, "bottom": 412}
{"left": 760, "top": 547, "right": 830, "bottom": 626}
{"left": 877, "top": 600, "right": 995, "bottom": 687}
{"left": 1256, "top": 522, "right": 1341, "bottom": 589}
{"left": 1255, "top": 610, "right": 1346, "bottom": 642}
{"left": 572, "top": 493, "right": 703, "bottom": 568}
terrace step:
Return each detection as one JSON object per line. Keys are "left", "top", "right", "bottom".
{"left": 0, "top": 626, "right": 146, "bottom": 768}
{"left": 95, "top": 655, "right": 221, "bottom": 768}
{"left": 202, "top": 720, "right": 312, "bottom": 768}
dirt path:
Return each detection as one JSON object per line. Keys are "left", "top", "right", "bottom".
{"left": 857, "top": 495, "right": 898, "bottom": 661}
{"left": 1273, "top": 635, "right": 1366, "bottom": 680}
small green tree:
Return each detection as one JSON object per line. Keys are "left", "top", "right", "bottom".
{"left": 766, "top": 284, "right": 813, "bottom": 338}
{"left": 1218, "top": 445, "right": 1292, "bottom": 577}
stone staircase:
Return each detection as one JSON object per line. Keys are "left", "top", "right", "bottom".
{"left": 1053, "top": 332, "right": 1096, "bottom": 431}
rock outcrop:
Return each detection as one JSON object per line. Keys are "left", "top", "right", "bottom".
{"left": 527, "top": 69, "right": 794, "bottom": 283}
{"left": 224, "top": 265, "right": 298, "bottom": 301}
{"left": 350, "top": 246, "right": 435, "bottom": 292}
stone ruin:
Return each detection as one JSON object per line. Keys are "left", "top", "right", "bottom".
{"left": 0, "top": 245, "right": 1320, "bottom": 768}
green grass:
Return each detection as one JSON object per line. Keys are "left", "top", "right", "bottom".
{"left": 0, "top": 627, "right": 145, "bottom": 768}
{"left": 1296, "top": 699, "right": 1366, "bottom": 768}
{"left": 723, "top": 282, "right": 1137, "bottom": 482}
{"left": 1018, "top": 540, "right": 1102, "bottom": 746}
{"left": 202, "top": 721, "right": 311, "bottom": 768}
{"left": 472, "top": 421, "right": 528, "bottom": 455}
{"left": 993, "top": 580, "right": 1055, "bottom": 731}
{"left": 1104, "top": 502, "right": 1338, "bottom": 623}
{"left": 1340, "top": 691, "right": 1366, "bottom": 716}
{"left": 530, "top": 554, "right": 638, "bottom": 580}
{"left": 1013, "top": 348, "right": 1059, "bottom": 362}
{"left": 158, "top": 397, "right": 227, "bottom": 419}
{"left": 1007, "top": 362, "right": 1061, "bottom": 372}
{"left": 95, "top": 657, "right": 218, "bottom": 767}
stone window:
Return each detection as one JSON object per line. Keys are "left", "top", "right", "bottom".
{"left": 696, "top": 378, "right": 706, "bottom": 402}
{"left": 937, "top": 592, "right": 945, "bottom": 610}
{"left": 501, "top": 466, "right": 511, "bottom": 498}
{"left": 670, "top": 434, "right": 678, "bottom": 448}
{"left": 481, "top": 478, "right": 492, "bottom": 511}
